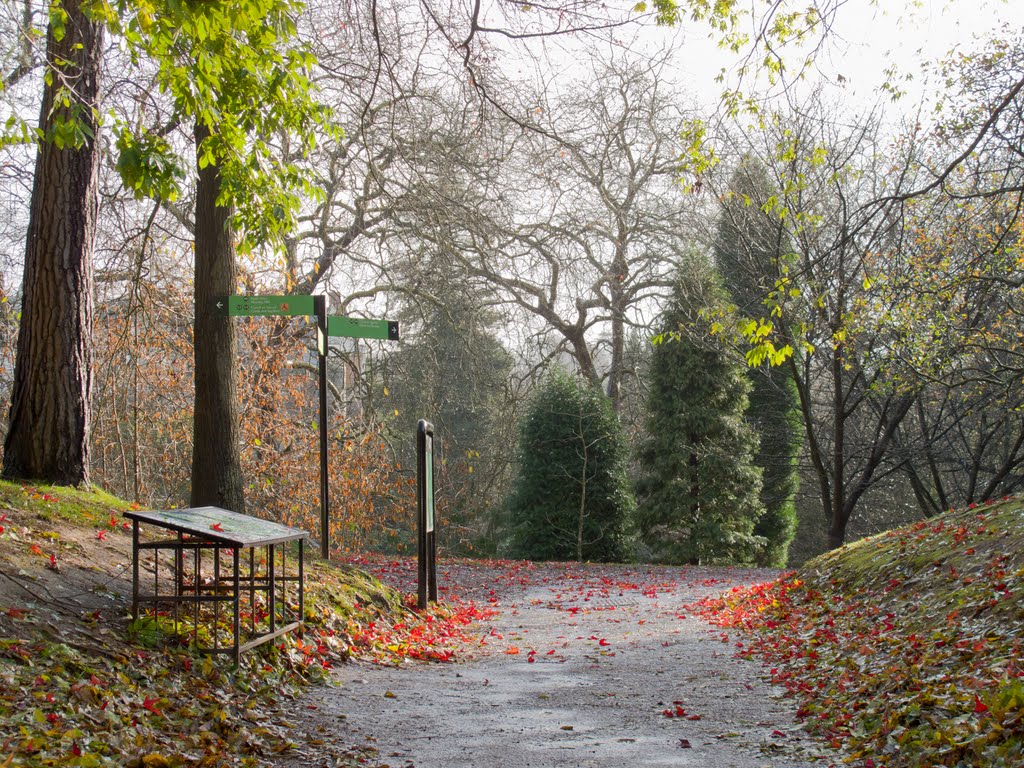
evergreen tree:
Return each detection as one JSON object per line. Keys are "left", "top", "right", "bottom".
{"left": 505, "top": 371, "right": 634, "bottom": 562}
{"left": 636, "top": 267, "right": 766, "bottom": 565}
{"left": 714, "top": 156, "right": 802, "bottom": 566}
{"left": 386, "top": 288, "right": 514, "bottom": 555}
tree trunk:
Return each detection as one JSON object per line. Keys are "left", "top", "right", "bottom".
{"left": 190, "top": 121, "right": 246, "bottom": 513}
{"left": 576, "top": 408, "right": 587, "bottom": 562}
{"left": 607, "top": 305, "right": 624, "bottom": 413}
{"left": 829, "top": 334, "right": 846, "bottom": 550}
{"left": 3, "top": 1, "right": 102, "bottom": 485}
{"left": 606, "top": 230, "right": 628, "bottom": 412}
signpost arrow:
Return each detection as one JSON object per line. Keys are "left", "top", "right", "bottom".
{"left": 327, "top": 316, "right": 400, "bottom": 341}
{"left": 220, "top": 296, "right": 399, "bottom": 560}
{"left": 220, "top": 295, "right": 316, "bottom": 317}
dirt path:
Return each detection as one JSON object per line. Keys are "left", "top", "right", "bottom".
{"left": 286, "top": 561, "right": 833, "bottom": 768}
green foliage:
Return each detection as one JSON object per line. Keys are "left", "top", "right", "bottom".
{"left": 385, "top": 290, "right": 514, "bottom": 556}
{"left": 636, "top": 268, "right": 766, "bottom": 565}
{"left": 714, "top": 156, "right": 801, "bottom": 566}
{"left": 746, "top": 382, "right": 800, "bottom": 565}
{"left": 504, "top": 371, "right": 635, "bottom": 563}
{"left": 114, "top": 129, "right": 184, "bottom": 201}
{"left": 105, "top": 0, "right": 337, "bottom": 250}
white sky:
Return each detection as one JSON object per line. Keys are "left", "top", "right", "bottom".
{"left": 662, "top": 0, "right": 1024, "bottom": 111}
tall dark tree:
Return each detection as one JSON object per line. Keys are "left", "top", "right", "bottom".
{"left": 505, "top": 371, "right": 634, "bottom": 563}
{"left": 635, "top": 268, "right": 765, "bottom": 565}
{"left": 190, "top": 121, "right": 244, "bottom": 511}
{"left": 714, "top": 156, "right": 801, "bottom": 566}
{"left": 3, "top": 1, "right": 103, "bottom": 485}
{"left": 110, "top": 1, "right": 330, "bottom": 511}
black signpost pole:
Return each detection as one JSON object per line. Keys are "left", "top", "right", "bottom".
{"left": 315, "top": 295, "right": 330, "bottom": 559}
{"left": 417, "top": 419, "right": 437, "bottom": 609}
{"left": 219, "top": 294, "right": 400, "bottom": 561}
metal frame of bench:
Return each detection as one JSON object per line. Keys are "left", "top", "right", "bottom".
{"left": 125, "top": 506, "right": 307, "bottom": 663}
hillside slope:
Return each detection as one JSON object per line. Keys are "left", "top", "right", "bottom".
{"left": 697, "top": 497, "right": 1024, "bottom": 767}
{"left": 0, "top": 482, "right": 475, "bottom": 767}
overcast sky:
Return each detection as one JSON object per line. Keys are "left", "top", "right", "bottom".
{"left": 677, "top": 0, "right": 1024, "bottom": 110}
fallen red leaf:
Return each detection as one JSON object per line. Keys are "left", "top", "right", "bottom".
{"left": 143, "top": 696, "right": 162, "bottom": 715}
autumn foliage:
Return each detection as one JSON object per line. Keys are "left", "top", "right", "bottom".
{"left": 694, "top": 496, "right": 1024, "bottom": 767}
{"left": 0, "top": 482, "right": 479, "bottom": 765}
{"left": 90, "top": 289, "right": 413, "bottom": 556}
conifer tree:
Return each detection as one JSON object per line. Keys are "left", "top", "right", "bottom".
{"left": 505, "top": 371, "right": 634, "bottom": 562}
{"left": 386, "top": 282, "right": 514, "bottom": 554}
{"left": 635, "top": 267, "right": 765, "bottom": 565}
{"left": 714, "top": 156, "right": 801, "bottom": 566}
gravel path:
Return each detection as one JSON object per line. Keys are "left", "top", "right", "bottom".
{"left": 286, "top": 561, "right": 834, "bottom": 768}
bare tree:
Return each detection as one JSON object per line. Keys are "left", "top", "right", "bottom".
{"left": 707, "top": 98, "right": 920, "bottom": 549}
{"left": 398, "top": 49, "right": 697, "bottom": 411}
{"left": 876, "top": 173, "right": 1024, "bottom": 514}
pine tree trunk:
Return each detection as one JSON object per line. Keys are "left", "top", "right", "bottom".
{"left": 3, "top": 1, "right": 102, "bottom": 485}
{"left": 190, "top": 121, "right": 246, "bottom": 513}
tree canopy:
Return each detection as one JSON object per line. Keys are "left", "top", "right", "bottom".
{"left": 0, "top": 0, "right": 1022, "bottom": 562}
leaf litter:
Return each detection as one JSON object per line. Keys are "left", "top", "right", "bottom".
{"left": 0, "top": 483, "right": 478, "bottom": 767}
{"left": 6, "top": 481, "right": 1021, "bottom": 767}
{"left": 694, "top": 496, "right": 1024, "bottom": 768}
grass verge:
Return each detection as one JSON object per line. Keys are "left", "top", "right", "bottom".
{"left": 0, "top": 482, "right": 481, "bottom": 767}
{"left": 695, "top": 497, "right": 1024, "bottom": 768}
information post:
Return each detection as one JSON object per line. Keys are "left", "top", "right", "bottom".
{"left": 417, "top": 419, "right": 437, "bottom": 609}
{"left": 315, "top": 295, "right": 329, "bottom": 559}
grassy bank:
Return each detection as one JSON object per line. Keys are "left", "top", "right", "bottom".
{"left": 0, "top": 482, "right": 477, "bottom": 767}
{"left": 697, "top": 497, "right": 1024, "bottom": 767}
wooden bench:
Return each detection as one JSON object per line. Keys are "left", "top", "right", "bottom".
{"left": 125, "top": 506, "right": 307, "bottom": 663}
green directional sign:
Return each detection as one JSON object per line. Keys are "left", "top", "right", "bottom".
{"left": 327, "top": 316, "right": 400, "bottom": 341}
{"left": 221, "top": 295, "right": 315, "bottom": 317}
